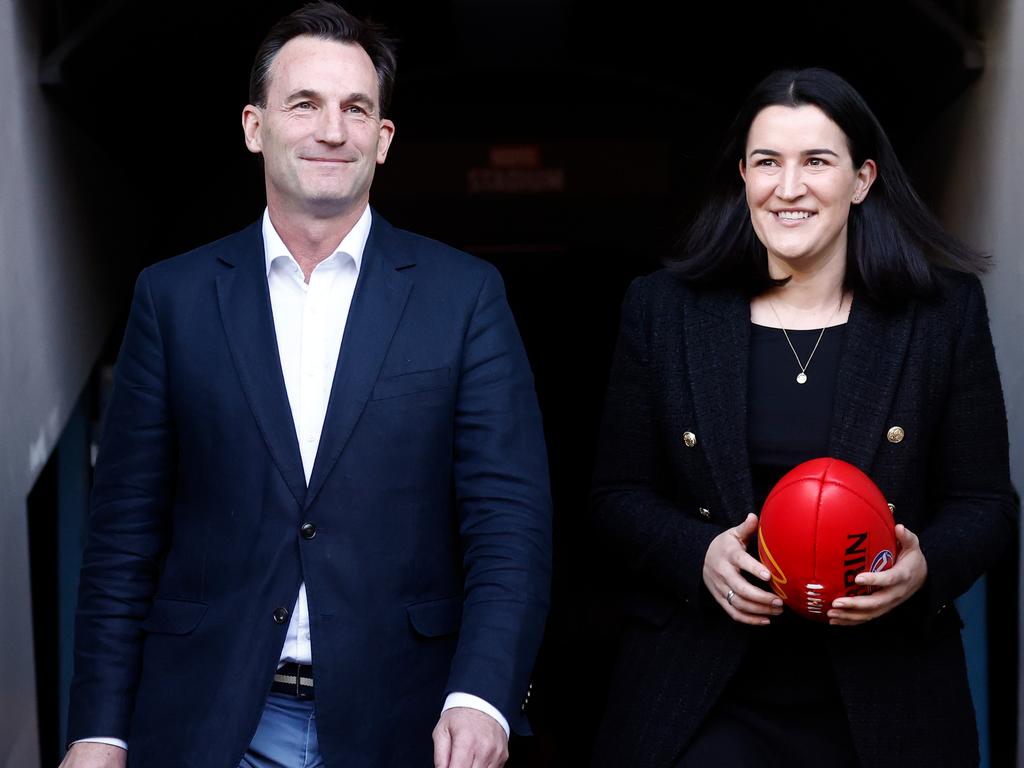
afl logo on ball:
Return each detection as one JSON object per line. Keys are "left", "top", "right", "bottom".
{"left": 870, "top": 550, "right": 894, "bottom": 572}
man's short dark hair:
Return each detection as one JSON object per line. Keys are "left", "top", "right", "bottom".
{"left": 249, "top": 1, "right": 397, "bottom": 117}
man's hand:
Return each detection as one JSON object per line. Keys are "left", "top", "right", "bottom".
{"left": 828, "top": 524, "right": 928, "bottom": 626}
{"left": 58, "top": 743, "right": 127, "bottom": 768}
{"left": 703, "top": 513, "right": 783, "bottom": 625}
{"left": 433, "top": 706, "right": 509, "bottom": 768}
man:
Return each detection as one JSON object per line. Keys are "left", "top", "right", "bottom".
{"left": 61, "top": 3, "right": 551, "bottom": 767}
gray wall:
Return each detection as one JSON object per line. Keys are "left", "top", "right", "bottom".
{"left": 0, "top": 0, "right": 116, "bottom": 765}
{"left": 918, "top": 0, "right": 1024, "bottom": 761}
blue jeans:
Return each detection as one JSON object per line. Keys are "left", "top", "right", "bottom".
{"left": 239, "top": 693, "right": 324, "bottom": 768}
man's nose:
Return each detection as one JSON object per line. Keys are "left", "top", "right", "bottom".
{"left": 315, "top": 108, "right": 347, "bottom": 144}
{"left": 775, "top": 166, "right": 806, "bottom": 200}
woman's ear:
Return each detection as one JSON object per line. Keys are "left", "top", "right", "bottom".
{"left": 852, "top": 158, "right": 878, "bottom": 204}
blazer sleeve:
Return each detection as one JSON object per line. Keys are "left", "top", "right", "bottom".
{"left": 591, "top": 276, "right": 722, "bottom": 606}
{"left": 67, "top": 268, "right": 175, "bottom": 743}
{"left": 916, "top": 276, "right": 1019, "bottom": 614}
{"left": 444, "top": 264, "right": 553, "bottom": 733}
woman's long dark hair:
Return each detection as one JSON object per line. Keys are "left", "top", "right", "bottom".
{"left": 672, "top": 68, "right": 985, "bottom": 303}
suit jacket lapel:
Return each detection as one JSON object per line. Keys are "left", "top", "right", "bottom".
{"left": 828, "top": 295, "right": 915, "bottom": 471}
{"left": 215, "top": 222, "right": 308, "bottom": 507}
{"left": 682, "top": 287, "right": 756, "bottom": 527}
{"left": 304, "top": 214, "right": 414, "bottom": 509}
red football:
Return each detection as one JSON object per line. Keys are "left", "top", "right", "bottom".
{"left": 757, "top": 458, "right": 897, "bottom": 621}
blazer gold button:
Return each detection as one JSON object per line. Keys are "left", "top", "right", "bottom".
{"left": 887, "top": 426, "right": 905, "bottom": 443}
{"left": 682, "top": 431, "right": 697, "bottom": 448}
{"left": 698, "top": 507, "right": 711, "bottom": 519}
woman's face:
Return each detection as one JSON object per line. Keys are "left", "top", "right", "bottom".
{"left": 740, "top": 104, "right": 876, "bottom": 277}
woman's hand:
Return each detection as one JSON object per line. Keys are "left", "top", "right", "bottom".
{"left": 703, "top": 513, "right": 783, "bottom": 625}
{"left": 827, "top": 524, "right": 928, "bottom": 626}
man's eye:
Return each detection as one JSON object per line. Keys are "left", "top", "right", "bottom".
{"left": 344, "top": 105, "right": 368, "bottom": 115}
{"left": 294, "top": 101, "right": 315, "bottom": 110}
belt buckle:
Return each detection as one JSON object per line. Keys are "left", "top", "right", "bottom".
{"left": 295, "top": 663, "right": 311, "bottom": 700}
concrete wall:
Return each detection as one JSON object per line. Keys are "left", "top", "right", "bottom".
{"left": 0, "top": 0, "right": 116, "bottom": 765}
{"left": 917, "top": 0, "right": 1024, "bottom": 762}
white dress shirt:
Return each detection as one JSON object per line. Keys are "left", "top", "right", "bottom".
{"left": 76, "top": 206, "right": 507, "bottom": 752}
{"left": 267, "top": 206, "right": 364, "bottom": 667}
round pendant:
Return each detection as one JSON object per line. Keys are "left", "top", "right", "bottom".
{"left": 796, "top": 372, "right": 808, "bottom": 384}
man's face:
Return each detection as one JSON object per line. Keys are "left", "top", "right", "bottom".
{"left": 242, "top": 36, "right": 395, "bottom": 220}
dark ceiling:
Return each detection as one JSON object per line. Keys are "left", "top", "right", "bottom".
{"left": 38, "top": 0, "right": 982, "bottom": 246}
{"left": 20, "top": 0, "right": 979, "bottom": 267}
{"left": 24, "top": 0, "right": 984, "bottom": 275}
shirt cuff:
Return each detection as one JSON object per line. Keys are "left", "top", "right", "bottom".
{"left": 442, "top": 692, "right": 510, "bottom": 739}
{"left": 71, "top": 737, "right": 128, "bottom": 750}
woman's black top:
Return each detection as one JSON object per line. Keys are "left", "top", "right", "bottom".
{"left": 748, "top": 321, "right": 844, "bottom": 502}
{"left": 722, "top": 322, "right": 848, "bottom": 713}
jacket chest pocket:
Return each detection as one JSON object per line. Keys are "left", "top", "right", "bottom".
{"left": 371, "top": 367, "right": 451, "bottom": 401}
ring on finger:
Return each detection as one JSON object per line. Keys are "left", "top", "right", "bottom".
{"left": 726, "top": 589, "right": 735, "bottom": 606}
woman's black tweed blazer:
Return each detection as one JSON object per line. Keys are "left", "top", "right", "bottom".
{"left": 591, "top": 268, "right": 1018, "bottom": 768}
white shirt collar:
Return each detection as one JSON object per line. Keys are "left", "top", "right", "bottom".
{"left": 261, "top": 205, "right": 373, "bottom": 277}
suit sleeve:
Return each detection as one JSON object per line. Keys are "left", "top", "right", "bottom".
{"left": 445, "top": 265, "right": 552, "bottom": 733}
{"left": 917, "top": 276, "right": 1019, "bottom": 613}
{"left": 67, "top": 269, "right": 175, "bottom": 743}
{"left": 591, "top": 277, "right": 722, "bottom": 607}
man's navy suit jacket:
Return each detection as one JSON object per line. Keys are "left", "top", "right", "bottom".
{"left": 67, "top": 212, "right": 553, "bottom": 767}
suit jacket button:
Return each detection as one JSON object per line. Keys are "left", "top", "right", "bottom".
{"left": 682, "top": 431, "right": 697, "bottom": 448}
{"left": 698, "top": 507, "right": 711, "bottom": 519}
{"left": 300, "top": 522, "right": 317, "bottom": 539}
{"left": 886, "top": 426, "right": 905, "bottom": 443}
{"left": 273, "top": 607, "right": 290, "bottom": 625}
{"left": 887, "top": 503, "right": 896, "bottom": 514}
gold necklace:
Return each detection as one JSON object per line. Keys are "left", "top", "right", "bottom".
{"left": 767, "top": 295, "right": 844, "bottom": 385}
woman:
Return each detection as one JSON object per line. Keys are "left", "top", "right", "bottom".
{"left": 590, "top": 68, "right": 1017, "bottom": 768}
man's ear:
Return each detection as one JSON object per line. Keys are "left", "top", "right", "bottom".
{"left": 376, "top": 118, "right": 395, "bottom": 165}
{"left": 242, "top": 105, "right": 263, "bottom": 154}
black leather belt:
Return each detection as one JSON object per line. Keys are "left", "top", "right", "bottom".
{"left": 272, "top": 662, "right": 314, "bottom": 700}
